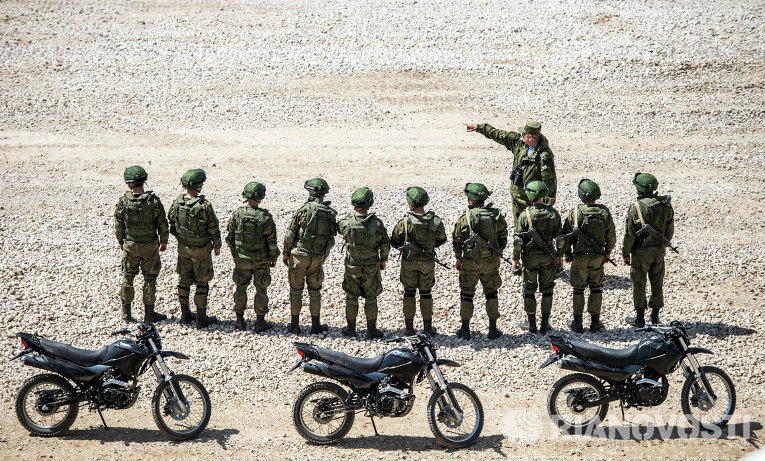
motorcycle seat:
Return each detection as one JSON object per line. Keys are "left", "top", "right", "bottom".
{"left": 40, "top": 339, "right": 109, "bottom": 367}
{"left": 314, "top": 347, "right": 385, "bottom": 373}
{"left": 569, "top": 340, "right": 640, "bottom": 368}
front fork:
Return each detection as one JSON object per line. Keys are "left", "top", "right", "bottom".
{"left": 148, "top": 338, "right": 189, "bottom": 414}
{"left": 424, "top": 349, "right": 463, "bottom": 423}
{"left": 679, "top": 338, "right": 717, "bottom": 403}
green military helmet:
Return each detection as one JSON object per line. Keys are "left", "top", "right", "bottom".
{"left": 633, "top": 172, "right": 658, "bottom": 193}
{"left": 524, "top": 180, "right": 549, "bottom": 201}
{"left": 577, "top": 178, "right": 601, "bottom": 201}
{"left": 463, "top": 183, "right": 491, "bottom": 202}
{"left": 124, "top": 165, "right": 148, "bottom": 184}
{"left": 405, "top": 186, "right": 429, "bottom": 207}
{"left": 518, "top": 120, "right": 542, "bottom": 136}
{"left": 351, "top": 187, "right": 374, "bottom": 208}
{"left": 181, "top": 169, "right": 206, "bottom": 190}
{"left": 304, "top": 178, "right": 330, "bottom": 196}
{"left": 242, "top": 181, "right": 266, "bottom": 200}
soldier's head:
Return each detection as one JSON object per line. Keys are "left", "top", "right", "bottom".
{"left": 524, "top": 180, "right": 549, "bottom": 204}
{"left": 242, "top": 181, "right": 266, "bottom": 205}
{"left": 351, "top": 187, "right": 374, "bottom": 212}
{"left": 181, "top": 169, "right": 206, "bottom": 192}
{"left": 632, "top": 172, "right": 658, "bottom": 196}
{"left": 124, "top": 165, "right": 148, "bottom": 190}
{"left": 405, "top": 186, "right": 429, "bottom": 211}
{"left": 577, "top": 179, "right": 601, "bottom": 202}
{"left": 464, "top": 183, "right": 491, "bottom": 205}
{"left": 519, "top": 121, "right": 542, "bottom": 148}
{"left": 304, "top": 178, "right": 330, "bottom": 200}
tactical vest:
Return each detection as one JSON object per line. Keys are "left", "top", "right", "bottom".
{"left": 175, "top": 196, "right": 210, "bottom": 247}
{"left": 296, "top": 200, "right": 337, "bottom": 255}
{"left": 404, "top": 212, "right": 440, "bottom": 253}
{"left": 524, "top": 205, "right": 559, "bottom": 254}
{"left": 464, "top": 207, "right": 500, "bottom": 259}
{"left": 123, "top": 193, "right": 158, "bottom": 242}
{"left": 234, "top": 206, "right": 270, "bottom": 259}
{"left": 572, "top": 204, "right": 608, "bottom": 253}
{"left": 634, "top": 195, "right": 672, "bottom": 248}
{"left": 343, "top": 214, "right": 381, "bottom": 265}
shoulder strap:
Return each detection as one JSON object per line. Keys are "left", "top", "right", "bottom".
{"left": 634, "top": 201, "right": 645, "bottom": 225}
{"left": 525, "top": 207, "right": 533, "bottom": 228}
{"left": 404, "top": 214, "right": 410, "bottom": 241}
{"left": 467, "top": 208, "right": 473, "bottom": 233}
{"left": 573, "top": 206, "right": 579, "bottom": 228}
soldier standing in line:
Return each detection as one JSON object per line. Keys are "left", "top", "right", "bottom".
{"left": 168, "top": 169, "right": 221, "bottom": 329}
{"left": 452, "top": 183, "right": 508, "bottom": 340}
{"left": 282, "top": 178, "right": 338, "bottom": 335}
{"left": 562, "top": 179, "right": 616, "bottom": 333}
{"left": 338, "top": 187, "right": 391, "bottom": 339}
{"left": 226, "top": 182, "right": 279, "bottom": 333}
{"left": 464, "top": 120, "right": 557, "bottom": 223}
{"left": 622, "top": 173, "right": 675, "bottom": 328}
{"left": 389, "top": 187, "right": 447, "bottom": 336}
{"left": 114, "top": 166, "right": 169, "bottom": 323}
{"left": 512, "top": 181, "right": 563, "bottom": 335}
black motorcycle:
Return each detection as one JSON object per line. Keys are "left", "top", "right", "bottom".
{"left": 11, "top": 323, "right": 211, "bottom": 440}
{"left": 540, "top": 321, "right": 735, "bottom": 433}
{"left": 287, "top": 332, "right": 484, "bottom": 448}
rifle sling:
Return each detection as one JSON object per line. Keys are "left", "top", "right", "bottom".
{"left": 634, "top": 200, "right": 646, "bottom": 226}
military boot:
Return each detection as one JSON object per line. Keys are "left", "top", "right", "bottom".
{"left": 235, "top": 311, "right": 246, "bottom": 331}
{"left": 254, "top": 314, "right": 272, "bottom": 333}
{"left": 540, "top": 313, "right": 552, "bottom": 335}
{"left": 650, "top": 308, "right": 660, "bottom": 325}
{"left": 179, "top": 305, "right": 196, "bottom": 324}
{"left": 423, "top": 319, "right": 437, "bottom": 336}
{"left": 195, "top": 308, "right": 218, "bottom": 329}
{"left": 365, "top": 319, "right": 383, "bottom": 340}
{"left": 526, "top": 313, "right": 538, "bottom": 334}
{"left": 487, "top": 318, "right": 503, "bottom": 340}
{"left": 341, "top": 320, "right": 357, "bottom": 338}
{"left": 626, "top": 310, "right": 645, "bottom": 328}
{"left": 309, "top": 315, "right": 328, "bottom": 335}
{"left": 568, "top": 314, "right": 584, "bottom": 333}
{"left": 589, "top": 314, "right": 604, "bottom": 333}
{"left": 287, "top": 315, "right": 302, "bottom": 335}
{"left": 404, "top": 318, "right": 416, "bottom": 336}
{"left": 144, "top": 305, "right": 167, "bottom": 323}
{"left": 455, "top": 320, "right": 471, "bottom": 340}
{"left": 121, "top": 303, "right": 135, "bottom": 322}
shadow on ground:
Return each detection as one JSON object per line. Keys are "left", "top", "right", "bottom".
{"left": 58, "top": 426, "right": 239, "bottom": 448}
{"left": 331, "top": 433, "right": 506, "bottom": 453}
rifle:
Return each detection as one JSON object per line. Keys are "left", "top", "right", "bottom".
{"left": 396, "top": 241, "right": 449, "bottom": 269}
{"left": 517, "top": 227, "right": 563, "bottom": 274}
{"left": 564, "top": 227, "right": 617, "bottom": 266}
{"left": 463, "top": 232, "right": 514, "bottom": 265}
{"left": 636, "top": 224, "right": 679, "bottom": 253}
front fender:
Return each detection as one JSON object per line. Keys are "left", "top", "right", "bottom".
{"left": 436, "top": 359, "right": 460, "bottom": 367}
{"left": 687, "top": 347, "right": 713, "bottom": 355}
{"left": 160, "top": 351, "right": 190, "bottom": 360}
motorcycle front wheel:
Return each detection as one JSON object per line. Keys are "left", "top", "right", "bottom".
{"left": 292, "top": 381, "right": 355, "bottom": 445}
{"left": 547, "top": 373, "right": 608, "bottom": 434}
{"left": 152, "top": 374, "right": 211, "bottom": 440}
{"left": 16, "top": 373, "right": 79, "bottom": 437}
{"left": 427, "top": 382, "right": 484, "bottom": 449}
{"left": 681, "top": 365, "right": 736, "bottom": 429}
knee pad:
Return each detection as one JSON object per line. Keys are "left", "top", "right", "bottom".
{"left": 143, "top": 276, "right": 157, "bottom": 288}
{"left": 308, "top": 290, "right": 321, "bottom": 301}
{"left": 484, "top": 290, "right": 498, "bottom": 300}
{"left": 419, "top": 289, "right": 432, "bottom": 300}
{"left": 403, "top": 288, "right": 416, "bottom": 298}
{"left": 573, "top": 289, "right": 585, "bottom": 296}
{"left": 590, "top": 285, "right": 602, "bottom": 294}
{"left": 523, "top": 292, "right": 535, "bottom": 299}
{"left": 122, "top": 275, "right": 135, "bottom": 287}
{"left": 195, "top": 284, "right": 209, "bottom": 295}
{"left": 460, "top": 291, "right": 474, "bottom": 303}
{"left": 542, "top": 292, "right": 553, "bottom": 298}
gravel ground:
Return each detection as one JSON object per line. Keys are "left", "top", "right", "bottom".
{"left": 0, "top": 0, "right": 763, "bottom": 459}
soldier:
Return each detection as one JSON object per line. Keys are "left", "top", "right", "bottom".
{"left": 338, "top": 187, "right": 391, "bottom": 339}
{"left": 226, "top": 182, "right": 280, "bottom": 333}
{"left": 282, "top": 178, "right": 338, "bottom": 335}
{"left": 168, "top": 169, "right": 221, "bottom": 329}
{"left": 464, "top": 121, "right": 557, "bottom": 223}
{"left": 114, "top": 166, "right": 169, "bottom": 323}
{"left": 622, "top": 173, "right": 675, "bottom": 328}
{"left": 452, "top": 183, "right": 508, "bottom": 340}
{"left": 389, "top": 187, "right": 447, "bottom": 336}
{"left": 562, "top": 179, "right": 616, "bottom": 333}
{"left": 512, "top": 181, "right": 563, "bottom": 335}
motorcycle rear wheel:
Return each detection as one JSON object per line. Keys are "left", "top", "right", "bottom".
{"left": 16, "top": 373, "right": 79, "bottom": 437}
{"left": 427, "top": 382, "right": 484, "bottom": 448}
{"left": 547, "top": 373, "right": 608, "bottom": 434}
{"left": 152, "top": 374, "right": 211, "bottom": 440}
{"left": 292, "top": 381, "right": 355, "bottom": 444}
{"left": 681, "top": 365, "right": 736, "bottom": 429}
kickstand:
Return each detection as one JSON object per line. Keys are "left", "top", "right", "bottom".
{"left": 619, "top": 400, "right": 626, "bottom": 422}
{"left": 369, "top": 415, "right": 379, "bottom": 436}
{"left": 97, "top": 408, "right": 109, "bottom": 430}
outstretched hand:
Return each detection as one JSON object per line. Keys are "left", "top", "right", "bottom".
{"left": 463, "top": 123, "right": 477, "bottom": 132}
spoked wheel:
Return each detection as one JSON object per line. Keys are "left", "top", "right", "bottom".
{"left": 427, "top": 382, "right": 484, "bottom": 449}
{"left": 547, "top": 373, "right": 608, "bottom": 434}
{"left": 151, "top": 374, "right": 211, "bottom": 440}
{"left": 292, "top": 382, "right": 355, "bottom": 445}
{"left": 16, "top": 373, "right": 79, "bottom": 436}
{"left": 681, "top": 365, "right": 736, "bottom": 429}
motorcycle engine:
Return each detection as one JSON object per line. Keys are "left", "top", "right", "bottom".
{"left": 377, "top": 378, "right": 415, "bottom": 417}
{"left": 634, "top": 370, "right": 669, "bottom": 406}
{"left": 99, "top": 371, "right": 140, "bottom": 409}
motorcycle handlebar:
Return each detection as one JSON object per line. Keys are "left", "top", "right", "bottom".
{"left": 383, "top": 337, "right": 402, "bottom": 343}
{"left": 110, "top": 328, "right": 130, "bottom": 336}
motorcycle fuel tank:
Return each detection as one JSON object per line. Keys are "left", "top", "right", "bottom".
{"left": 102, "top": 339, "right": 149, "bottom": 376}
{"left": 378, "top": 347, "right": 426, "bottom": 381}
{"left": 634, "top": 336, "right": 683, "bottom": 375}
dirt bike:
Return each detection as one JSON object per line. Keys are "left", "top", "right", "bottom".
{"left": 11, "top": 323, "right": 211, "bottom": 440}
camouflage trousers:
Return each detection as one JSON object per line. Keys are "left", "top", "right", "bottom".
{"left": 570, "top": 253, "right": 605, "bottom": 315}
{"left": 343, "top": 263, "right": 383, "bottom": 321}
{"left": 288, "top": 251, "right": 325, "bottom": 316}
{"left": 522, "top": 252, "right": 556, "bottom": 314}
{"left": 458, "top": 257, "right": 501, "bottom": 321}
{"left": 120, "top": 241, "right": 161, "bottom": 306}
{"left": 233, "top": 258, "right": 272, "bottom": 315}
{"left": 630, "top": 246, "right": 666, "bottom": 312}
{"left": 400, "top": 260, "right": 435, "bottom": 320}
{"left": 176, "top": 243, "right": 214, "bottom": 310}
